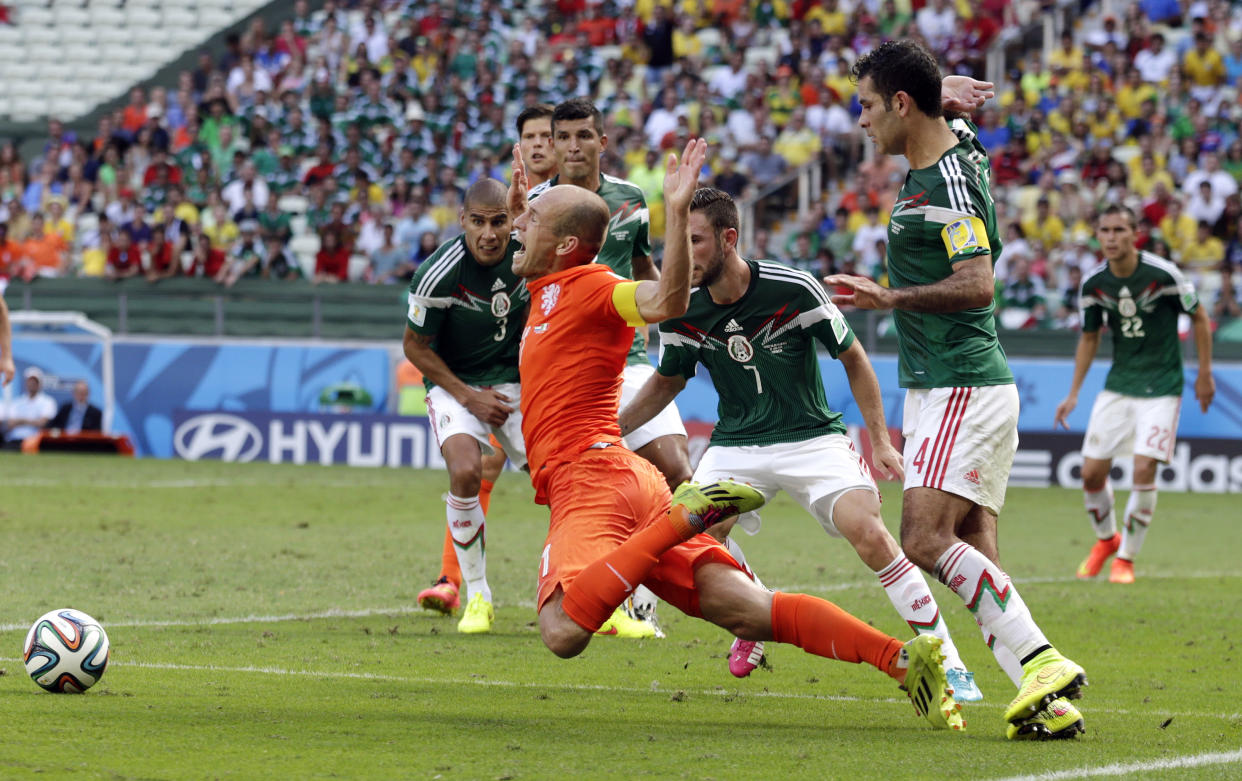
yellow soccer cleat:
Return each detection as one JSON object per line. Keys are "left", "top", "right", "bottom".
{"left": 457, "top": 593, "right": 494, "bottom": 634}
{"left": 1004, "top": 648, "right": 1087, "bottom": 723}
{"left": 671, "top": 480, "right": 766, "bottom": 534}
{"left": 901, "top": 635, "right": 966, "bottom": 731}
{"left": 1007, "top": 697, "right": 1085, "bottom": 740}
{"left": 595, "top": 605, "right": 659, "bottom": 639}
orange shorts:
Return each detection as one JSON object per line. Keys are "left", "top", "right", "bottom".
{"left": 535, "top": 446, "right": 742, "bottom": 618}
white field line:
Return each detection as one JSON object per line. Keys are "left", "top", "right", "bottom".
{"left": 0, "top": 655, "right": 1238, "bottom": 723}
{"left": 3, "top": 477, "right": 410, "bottom": 488}
{"left": 989, "top": 748, "right": 1242, "bottom": 781}
{"left": 4, "top": 569, "right": 1240, "bottom": 633}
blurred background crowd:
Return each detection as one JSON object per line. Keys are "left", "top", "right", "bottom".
{"left": 1, "top": 0, "right": 1241, "bottom": 331}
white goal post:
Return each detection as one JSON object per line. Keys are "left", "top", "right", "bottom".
{"left": 7, "top": 311, "right": 116, "bottom": 434}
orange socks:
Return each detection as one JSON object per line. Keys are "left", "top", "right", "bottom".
{"left": 561, "top": 515, "right": 685, "bottom": 632}
{"left": 436, "top": 479, "right": 493, "bottom": 589}
{"left": 770, "top": 592, "right": 904, "bottom": 678}
{"left": 479, "top": 479, "right": 494, "bottom": 515}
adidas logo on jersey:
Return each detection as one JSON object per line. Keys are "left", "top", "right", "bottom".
{"left": 963, "top": 469, "right": 981, "bottom": 485}
{"left": 491, "top": 278, "right": 506, "bottom": 292}
{"left": 724, "top": 319, "right": 743, "bottom": 333}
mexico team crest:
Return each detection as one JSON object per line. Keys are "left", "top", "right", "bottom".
{"left": 727, "top": 334, "right": 754, "bottom": 362}
{"left": 541, "top": 283, "right": 560, "bottom": 315}
{"left": 491, "top": 292, "right": 511, "bottom": 317}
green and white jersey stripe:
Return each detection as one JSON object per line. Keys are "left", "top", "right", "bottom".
{"left": 405, "top": 235, "right": 528, "bottom": 389}
{"left": 657, "top": 259, "right": 853, "bottom": 447}
{"left": 1080, "top": 250, "right": 1199, "bottom": 398}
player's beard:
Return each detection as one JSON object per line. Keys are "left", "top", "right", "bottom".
{"left": 695, "top": 242, "right": 727, "bottom": 289}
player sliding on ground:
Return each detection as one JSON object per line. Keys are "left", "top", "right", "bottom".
{"left": 619, "top": 186, "right": 982, "bottom": 702}
{"left": 509, "top": 136, "right": 964, "bottom": 731}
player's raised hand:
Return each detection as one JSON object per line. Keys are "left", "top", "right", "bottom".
{"left": 1053, "top": 395, "right": 1077, "bottom": 429}
{"left": 663, "top": 137, "right": 708, "bottom": 214}
{"left": 941, "top": 75, "right": 994, "bottom": 113}
{"left": 1195, "top": 372, "right": 1215, "bottom": 412}
{"left": 823, "top": 273, "right": 894, "bottom": 310}
{"left": 0, "top": 354, "right": 12, "bottom": 386}
{"left": 507, "top": 143, "right": 529, "bottom": 219}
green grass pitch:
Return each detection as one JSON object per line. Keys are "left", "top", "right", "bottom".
{"left": 2, "top": 455, "right": 1240, "bottom": 779}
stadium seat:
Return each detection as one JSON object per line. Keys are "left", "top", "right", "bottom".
{"left": 277, "top": 195, "right": 310, "bottom": 214}
{"left": 10, "top": 96, "right": 46, "bottom": 122}
{"left": 161, "top": 8, "right": 199, "bottom": 30}
{"left": 199, "top": 9, "right": 236, "bottom": 28}
{"left": 53, "top": 6, "right": 91, "bottom": 27}
{"left": 126, "top": 9, "right": 164, "bottom": 30}
{"left": 88, "top": 6, "right": 126, "bottom": 28}
{"left": 15, "top": 5, "right": 53, "bottom": 26}
{"left": 347, "top": 255, "right": 371, "bottom": 282}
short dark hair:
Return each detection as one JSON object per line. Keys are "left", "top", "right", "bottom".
{"left": 552, "top": 97, "right": 604, "bottom": 136}
{"left": 463, "top": 178, "right": 507, "bottom": 210}
{"left": 851, "top": 40, "right": 943, "bottom": 117}
{"left": 516, "top": 103, "right": 555, "bottom": 137}
{"left": 689, "top": 187, "right": 739, "bottom": 235}
{"left": 1097, "top": 204, "right": 1137, "bottom": 229}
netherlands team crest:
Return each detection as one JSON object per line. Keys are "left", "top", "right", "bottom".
{"left": 541, "top": 283, "right": 560, "bottom": 315}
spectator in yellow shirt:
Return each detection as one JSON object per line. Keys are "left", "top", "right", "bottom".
{"left": 1047, "top": 31, "right": 1083, "bottom": 73}
{"left": 671, "top": 16, "right": 702, "bottom": 59}
{"left": 1183, "top": 32, "right": 1225, "bottom": 91}
{"left": 1020, "top": 197, "right": 1065, "bottom": 252}
{"left": 773, "top": 108, "right": 822, "bottom": 168}
{"left": 1158, "top": 198, "right": 1199, "bottom": 261}
{"left": 805, "top": 0, "right": 848, "bottom": 35}
{"left": 1116, "top": 67, "right": 1159, "bottom": 120}
{"left": 1130, "top": 153, "right": 1176, "bottom": 199}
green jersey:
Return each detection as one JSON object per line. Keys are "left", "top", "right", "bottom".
{"left": 658, "top": 260, "right": 854, "bottom": 447}
{"left": 886, "top": 118, "right": 1012, "bottom": 389}
{"left": 529, "top": 172, "right": 652, "bottom": 365}
{"left": 405, "top": 235, "right": 528, "bottom": 389}
{"left": 1080, "top": 251, "right": 1198, "bottom": 397}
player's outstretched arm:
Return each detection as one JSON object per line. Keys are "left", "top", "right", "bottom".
{"left": 403, "top": 326, "right": 512, "bottom": 427}
{"left": 838, "top": 341, "right": 903, "bottom": 480}
{"left": 0, "top": 296, "right": 13, "bottom": 386}
{"left": 634, "top": 137, "right": 707, "bottom": 324}
{"left": 619, "top": 370, "right": 687, "bottom": 438}
{"left": 1054, "top": 329, "right": 1101, "bottom": 429}
{"left": 826, "top": 255, "right": 994, "bottom": 313}
{"left": 1191, "top": 306, "right": 1215, "bottom": 412}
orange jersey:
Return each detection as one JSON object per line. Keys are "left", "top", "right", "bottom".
{"left": 519, "top": 263, "right": 644, "bottom": 503}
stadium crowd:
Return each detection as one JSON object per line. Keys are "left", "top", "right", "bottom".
{"left": 0, "top": 0, "right": 1241, "bottom": 328}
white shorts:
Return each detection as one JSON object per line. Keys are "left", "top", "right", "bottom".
{"left": 1082, "top": 390, "right": 1180, "bottom": 463}
{"left": 620, "top": 362, "right": 686, "bottom": 451}
{"left": 693, "top": 433, "right": 876, "bottom": 537}
{"left": 426, "top": 382, "right": 527, "bottom": 469}
{"left": 901, "top": 384, "right": 1018, "bottom": 515}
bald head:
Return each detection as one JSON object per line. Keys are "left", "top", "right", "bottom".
{"left": 463, "top": 178, "right": 508, "bottom": 210}
{"left": 545, "top": 185, "right": 609, "bottom": 259}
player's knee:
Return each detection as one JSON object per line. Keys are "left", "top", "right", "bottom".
{"left": 447, "top": 464, "right": 483, "bottom": 497}
{"left": 697, "top": 565, "right": 772, "bottom": 640}
{"left": 538, "top": 604, "right": 590, "bottom": 658}
{"left": 899, "top": 532, "right": 942, "bottom": 572}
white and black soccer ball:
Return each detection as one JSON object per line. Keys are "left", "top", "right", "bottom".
{"left": 23, "top": 609, "right": 110, "bottom": 693}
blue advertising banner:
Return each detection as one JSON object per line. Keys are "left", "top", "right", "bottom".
{"left": 11, "top": 337, "right": 394, "bottom": 457}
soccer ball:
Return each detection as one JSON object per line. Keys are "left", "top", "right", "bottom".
{"left": 23, "top": 609, "right": 110, "bottom": 693}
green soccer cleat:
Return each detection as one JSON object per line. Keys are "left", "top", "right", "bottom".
{"left": 595, "top": 605, "right": 660, "bottom": 639}
{"left": 457, "top": 593, "right": 494, "bottom": 634}
{"left": 1006, "top": 697, "right": 1085, "bottom": 740}
{"left": 1004, "top": 648, "right": 1087, "bottom": 723}
{"left": 901, "top": 635, "right": 966, "bottom": 731}
{"left": 671, "top": 480, "right": 766, "bottom": 534}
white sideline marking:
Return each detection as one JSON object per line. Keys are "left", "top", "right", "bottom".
{"left": 4, "top": 569, "right": 1240, "bottom": 632}
{"left": 990, "top": 747, "right": 1242, "bottom": 780}
{"left": 5, "top": 477, "right": 406, "bottom": 488}
{"left": 0, "top": 606, "right": 423, "bottom": 633}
